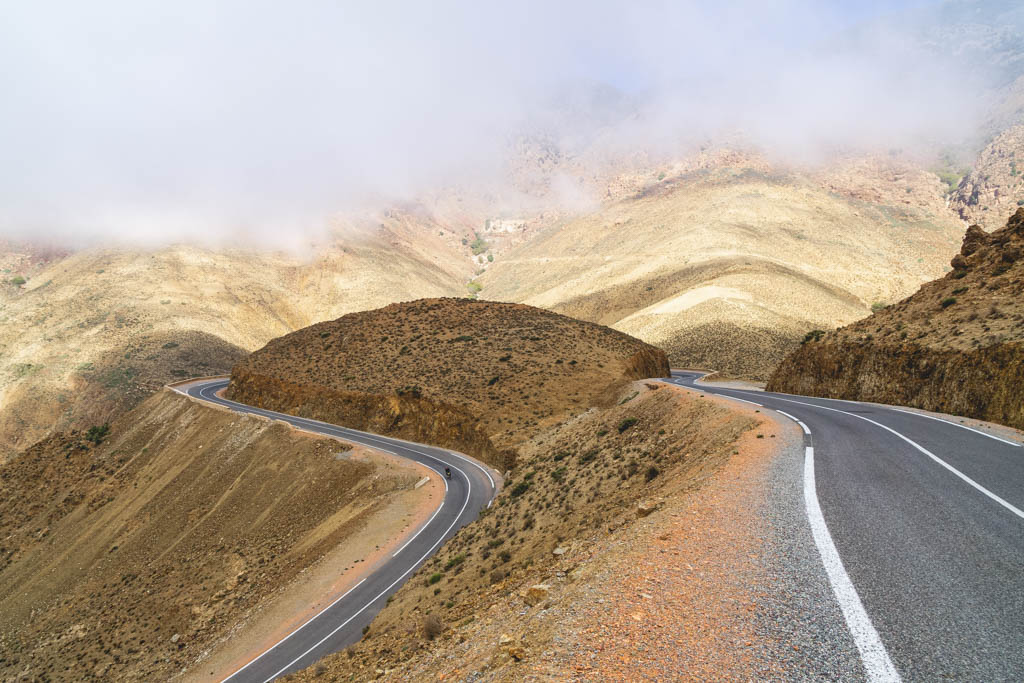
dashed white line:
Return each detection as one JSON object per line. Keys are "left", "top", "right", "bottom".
{"left": 803, "top": 446, "right": 902, "bottom": 682}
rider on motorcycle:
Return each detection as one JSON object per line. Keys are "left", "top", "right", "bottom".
{"left": 444, "top": 466, "right": 452, "bottom": 479}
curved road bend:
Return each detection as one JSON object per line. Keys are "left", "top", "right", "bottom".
{"left": 668, "top": 370, "right": 1024, "bottom": 681}
{"left": 174, "top": 378, "right": 499, "bottom": 683}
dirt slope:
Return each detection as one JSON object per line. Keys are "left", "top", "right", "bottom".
{"left": 227, "top": 298, "right": 670, "bottom": 469}
{"left": 480, "top": 153, "right": 963, "bottom": 379}
{"left": 283, "top": 381, "right": 760, "bottom": 681}
{"left": 769, "top": 209, "right": 1024, "bottom": 429}
{"left": 0, "top": 219, "right": 469, "bottom": 460}
{"left": 0, "top": 390, "right": 430, "bottom": 681}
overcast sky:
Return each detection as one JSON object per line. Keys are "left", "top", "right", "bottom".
{"left": 0, "top": 0, "right": 994, "bottom": 247}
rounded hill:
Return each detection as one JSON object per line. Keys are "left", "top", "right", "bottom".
{"left": 227, "top": 298, "right": 670, "bottom": 468}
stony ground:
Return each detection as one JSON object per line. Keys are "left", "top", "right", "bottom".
{"left": 283, "top": 384, "right": 867, "bottom": 681}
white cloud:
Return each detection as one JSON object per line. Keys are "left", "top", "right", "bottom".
{"left": 0, "top": 0, "right": 1001, "bottom": 246}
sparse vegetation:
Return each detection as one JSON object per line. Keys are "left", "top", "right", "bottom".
{"left": 617, "top": 417, "right": 638, "bottom": 433}
{"left": 941, "top": 297, "right": 957, "bottom": 308}
{"left": 85, "top": 423, "right": 110, "bottom": 445}
{"left": 9, "top": 275, "right": 26, "bottom": 286}
{"left": 802, "top": 329, "right": 825, "bottom": 343}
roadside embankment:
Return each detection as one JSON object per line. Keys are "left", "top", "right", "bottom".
{"left": 769, "top": 209, "right": 1024, "bottom": 430}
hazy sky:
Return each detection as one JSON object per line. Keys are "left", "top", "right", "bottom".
{"left": 0, "top": 0, "right": 994, "bottom": 246}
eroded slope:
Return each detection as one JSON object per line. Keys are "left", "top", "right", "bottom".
{"left": 0, "top": 390, "right": 427, "bottom": 681}
{"left": 480, "top": 155, "right": 963, "bottom": 379}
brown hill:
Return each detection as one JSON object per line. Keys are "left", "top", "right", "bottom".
{"left": 0, "top": 390, "right": 433, "bottom": 681}
{"left": 0, "top": 216, "right": 471, "bottom": 460}
{"left": 479, "top": 152, "right": 963, "bottom": 379}
{"left": 768, "top": 209, "right": 1024, "bottom": 429}
{"left": 226, "top": 298, "right": 670, "bottom": 469}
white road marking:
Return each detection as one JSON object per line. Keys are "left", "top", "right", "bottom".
{"left": 220, "top": 578, "right": 367, "bottom": 682}
{"left": 891, "top": 408, "right": 1022, "bottom": 448}
{"left": 260, "top": 479, "right": 473, "bottom": 682}
{"left": 771, "top": 396, "right": 1024, "bottom": 521}
{"left": 803, "top": 446, "right": 902, "bottom": 682}
{"left": 776, "top": 409, "right": 811, "bottom": 435}
{"left": 189, "top": 380, "right": 484, "bottom": 682}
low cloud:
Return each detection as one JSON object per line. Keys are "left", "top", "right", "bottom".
{"left": 0, "top": 0, "right": 1007, "bottom": 247}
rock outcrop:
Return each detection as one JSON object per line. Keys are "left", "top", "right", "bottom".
{"left": 768, "top": 210, "right": 1024, "bottom": 430}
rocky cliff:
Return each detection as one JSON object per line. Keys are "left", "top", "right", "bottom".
{"left": 227, "top": 298, "right": 671, "bottom": 470}
{"left": 768, "top": 209, "right": 1024, "bottom": 429}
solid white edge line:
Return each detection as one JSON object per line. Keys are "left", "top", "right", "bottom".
{"left": 261, "top": 477, "right": 473, "bottom": 683}
{"left": 890, "top": 408, "right": 1022, "bottom": 448}
{"left": 776, "top": 410, "right": 812, "bottom": 435}
{"left": 772, "top": 396, "right": 1024, "bottom": 521}
{"left": 220, "top": 577, "right": 367, "bottom": 683}
{"left": 190, "top": 380, "right": 481, "bottom": 681}
{"left": 803, "top": 446, "right": 902, "bottom": 682}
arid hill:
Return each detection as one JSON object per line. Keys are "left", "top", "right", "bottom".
{"left": 0, "top": 389, "right": 433, "bottom": 681}
{"left": 769, "top": 209, "right": 1024, "bottom": 429}
{"left": 479, "top": 152, "right": 963, "bottom": 379}
{"left": 0, "top": 216, "right": 471, "bottom": 460}
{"left": 227, "top": 298, "right": 670, "bottom": 469}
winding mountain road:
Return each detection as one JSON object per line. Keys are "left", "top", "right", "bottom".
{"left": 175, "top": 378, "right": 499, "bottom": 683}
{"left": 669, "top": 370, "right": 1024, "bottom": 681}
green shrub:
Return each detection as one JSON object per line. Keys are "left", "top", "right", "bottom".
{"left": 551, "top": 466, "right": 567, "bottom": 482}
{"left": 162, "top": 341, "right": 179, "bottom": 349}
{"left": 428, "top": 572, "right": 442, "bottom": 585}
{"left": 469, "top": 235, "right": 489, "bottom": 255}
{"left": 952, "top": 286, "right": 968, "bottom": 295}
{"left": 444, "top": 554, "right": 465, "bottom": 570}
{"left": 645, "top": 466, "right": 660, "bottom": 482}
{"left": 9, "top": 275, "right": 26, "bottom": 286}
{"left": 487, "top": 253, "right": 494, "bottom": 262}
{"left": 871, "top": 302, "right": 886, "bottom": 313}
{"left": 487, "top": 375, "right": 500, "bottom": 386}
{"left": 617, "top": 417, "right": 638, "bottom": 433}
{"left": 510, "top": 482, "right": 530, "bottom": 497}
{"left": 85, "top": 423, "right": 110, "bottom": 445}
{"left": 802, "top": 329, "right": 825, "bottom": 343}
{"left": 940, "top": 297, "right": 957, "bottom": 308}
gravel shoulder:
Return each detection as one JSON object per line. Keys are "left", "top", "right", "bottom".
{"left": 540, "top": 388, "right": 863, "bottom": 680}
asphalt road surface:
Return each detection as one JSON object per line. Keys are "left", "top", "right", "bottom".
{"left": 176, "top": 378, "right": 499, "bottom": 683}
{"left": 668, "top": 370, "right": 1024, "bottom": 682}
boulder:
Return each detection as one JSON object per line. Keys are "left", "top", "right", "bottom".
{"left": 524, "top": 584, "right": 551, "bottom": 606}
{"left": 637, "top": 500, "right": 657, "bottom": 517}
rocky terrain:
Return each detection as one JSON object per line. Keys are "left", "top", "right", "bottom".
{"left": 281, "top": 381, "right": 761, "bottom": 681}
{"left": 227, "top": 298, "right": 670, "bottom": 470}
{"left": 769, "top": 209, "right": 1024, "bottom": 429}
{"left": 952, "top": 124, "right": 1024, "bottom": 230}
{"left": 480, "top": 151, "right": 963, "bottom": 379}
{"left": 0, "top": 389, "right": 432, "bottom": 681}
